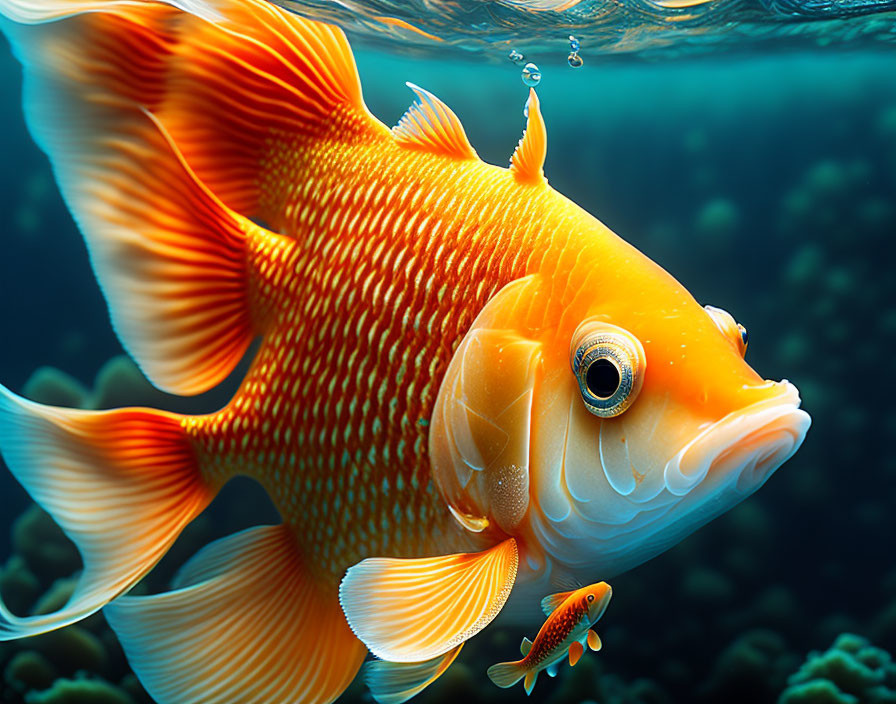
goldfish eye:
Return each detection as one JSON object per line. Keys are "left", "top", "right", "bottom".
{"left": 704, "top": 305, "right": 748, "bottom": 357}
{"left": 570, "top": 321, "right": 646, "bottom": 418}
{"left": 587, "top": 594, "right": 595, "bottom": 603}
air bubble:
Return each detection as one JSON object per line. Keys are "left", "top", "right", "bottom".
{"left": 521, "top": 62, "right": 541, "bottom": 87}
{"left": 569, "top": 34, "right": 580, "bottom": 52}
{"left": 568, "top": 52, "right": 584, "bottom": 68}
{"left": 508, "top": 49, "right": 525, "bottom": 65}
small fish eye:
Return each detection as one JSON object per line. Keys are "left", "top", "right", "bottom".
{"left": 570, "top": 321, "right": 646, "bottom": 418}
{"left": 587, "top": 594, "right": 595, "bottom": 603}
{"left": 704, "top": 305, "right": 748, "bottom": 357}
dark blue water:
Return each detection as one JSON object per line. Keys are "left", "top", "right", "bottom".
{"left": 0, "top": 28, "right": 894, "bottom": 704}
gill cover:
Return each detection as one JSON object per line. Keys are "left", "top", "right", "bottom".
{"left": 429, "top": 275, "right": 544, "bottom": 535}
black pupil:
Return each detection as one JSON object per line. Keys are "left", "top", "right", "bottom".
{"left": 588, "top": 594, "right": 594, "bottom": 602}
{"left": 586, "top": 358, "right": 620, "bottom": 399}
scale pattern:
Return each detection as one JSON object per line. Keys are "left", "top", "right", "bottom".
{"left": 184, "top": 116, "right": 575, "bottom": 581}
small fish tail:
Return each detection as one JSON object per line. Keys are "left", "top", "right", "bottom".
{"left": 0, "top": 388, "right": 213, "bottom": 639}
{"left": 486, "top": 660, "right": 526, "bottom": 689}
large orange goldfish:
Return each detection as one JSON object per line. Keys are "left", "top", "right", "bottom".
{"left": 0, "top": 0, "right": 809, "bottom": 702}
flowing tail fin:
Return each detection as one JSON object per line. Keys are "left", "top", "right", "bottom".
{"left": 0, "top": 389, "right": 213, "bottom": 639}
{"left": 486, "top": 660, "right": 527, "bottom": 689}
{"left": 0, "top": 0, "right": 383, "bottom": 395}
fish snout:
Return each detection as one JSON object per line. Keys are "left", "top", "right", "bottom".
{"left": 663, "top": 381, "right": 810, "bottom": 497}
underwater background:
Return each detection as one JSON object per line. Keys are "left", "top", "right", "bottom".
{"left": 1, "top": 12, "right": 896, "bottom": 704}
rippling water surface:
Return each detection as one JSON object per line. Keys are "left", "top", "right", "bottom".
{"left": 272, "top": 0, "right": 896, "bottom": 58}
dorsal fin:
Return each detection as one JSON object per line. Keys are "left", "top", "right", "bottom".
{"left": 540, "top": 589, "right": 573, "bottom": 616}
{"left": 510, "top": 88, "right": 547, "bottom": 185}
{"left": 393, "top": 83, "right": 478, "bottom": 160}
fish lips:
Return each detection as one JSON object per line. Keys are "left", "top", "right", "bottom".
{"left": 663, "top": 381, "right": 811, "bottom": 497}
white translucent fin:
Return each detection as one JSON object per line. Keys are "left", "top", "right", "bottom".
{"left": 510, "top": 88, "right": 547, "bottom": 185}
{"left": 340, "top": 538, "right": 518, "bottom": 662}
{"left": 393, "top": 83, "right": 478, "bottom": 160}
{"left": 540, "top": 589, "right": 573, "bottom": 616}
{"left": 364, "top": 644, "right": 463, "bottom": 704}
{"left": 105, "top": 525, "right": 366, "bottom": 704}
{"left": 0, "top": 385, "right": 211, "bottom": 639}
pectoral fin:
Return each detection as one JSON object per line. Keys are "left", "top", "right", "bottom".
{"left": 340, "top": 538, "right": 518, "bottom": 662}
{"left": 587, "top": 629, "right": 602, "bottom": 651}
{"left": 569, "top": 641, "right": 584, "bottom": 667}
{"left": 430, "top": 275, "right": 546, "bottom": 534}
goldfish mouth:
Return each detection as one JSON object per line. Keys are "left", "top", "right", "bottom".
{"left": 663, "top": 381, "right": 810, "bottom": 497}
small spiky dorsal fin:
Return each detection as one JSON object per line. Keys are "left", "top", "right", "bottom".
{"left": 510, "top": 88, "right": 547, "bottom": 185}
{"left": 520, "top": 636, "right": 533, "bottom": 656}
{"left": 393, "top": 83, "right": 478, "bottom": 160}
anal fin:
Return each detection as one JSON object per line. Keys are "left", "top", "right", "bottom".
{"left": 105, "top": 525, "right": 365, "bottom": 704}
{"left": 523, "top": 670, "right": 538, "bottom": 695}
{"left": 569, "top": 641, "right": 584, "bottom": 667}
{"left": 364, "top": 644, "right": 463, "bottom": 704}
{"left": 340, "top": 538, "right": 518, "bottom": 662}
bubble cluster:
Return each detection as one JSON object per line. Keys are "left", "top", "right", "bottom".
{"left": 508, "top": 49, "right": 525, "bottom": 65}
{"left": 521, "top": 62, "right": 541, "bottom": 87}
{"left": 568, "top": 34, "right": 583, "bottom": 68}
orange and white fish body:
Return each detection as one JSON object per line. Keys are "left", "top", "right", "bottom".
{"left": 0, "top": 0, "right": 810, "bottom": 702}
{"left": 488, "top": 582, "right": 613, "bottom": 695}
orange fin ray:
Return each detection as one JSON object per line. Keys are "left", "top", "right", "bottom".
{"left": 364, "top": 644, "right": 463, "bottom": 704}
{"left": 0, "top": 0, "right": 360, "bottom": 394}
{"left": 393, "top": 82, "right": 478, "bottom": 160}
{"left": 0, "top": 388, "right": 212, "bottom": 639}
{"left": 510, "top": 88, "right": 547, "bottom": 185}
{"left": 105, "top": 525, "right": 366, "bottom": 704}
{"left": 340, "top": 538, "right": 518, "bottom": 662}
{"left": 0, "top": 0, "right": 381, "bottom": 294}
{"left": 0, "top": 0, "right": 265, "bottom": 395}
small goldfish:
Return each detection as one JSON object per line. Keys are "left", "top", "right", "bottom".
{"left": 0, "top": 0, "right": 809, "bottom": 702}
{"left": 488, "top": 581, "right": 613, "bottom": 694}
